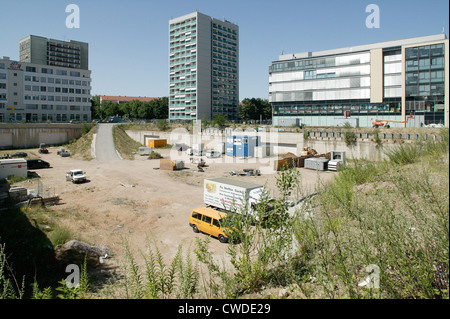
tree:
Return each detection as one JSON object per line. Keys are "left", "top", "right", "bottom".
{"left": 152, "top": 97, "right": 168, "bottom": 119}
{"left": 91, "top": 95, "right": 103, "bottom": 119}
{"left": 212, "top": 114, "right": 227, "bottom": 128}
{"left": 102, "top": 101, "right": 123, "bottom": 118}
{"left": 238, "top": 98, "right": 272, "bottom": 121}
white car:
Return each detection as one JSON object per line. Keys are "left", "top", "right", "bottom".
{"left": 66, "top": 169, "right": 87, "bottom": 183}
{"left": 205, "top": 150, "right": 222, "bottom": 158}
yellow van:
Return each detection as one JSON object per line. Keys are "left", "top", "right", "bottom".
{"left": 189, "top": 207, "right": 231, "bottom": 243}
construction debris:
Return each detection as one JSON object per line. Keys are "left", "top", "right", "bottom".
{"left": 27, "top": 195, "right": 61, "bottom": 207}
{"left": 273, "top": 148, "right": 331, "bottom": 171}
{"left": 160, "top": 159, "right": 185, "bottom": 171}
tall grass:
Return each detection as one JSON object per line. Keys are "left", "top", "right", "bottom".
{"left": 292, "top": 130, "right": 449, "bottom": 298}
{"left": 385, "top": 128, "right": 448, "bottom": 165}
{"left": 122, "top": 238, "right": 199, "bottom": 299}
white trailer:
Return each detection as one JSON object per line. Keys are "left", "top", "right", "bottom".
{"left": 0, "top": 158, "right": 27, "bottom": 180}
{"left": 203, "top": 177, "right": 272, "bottom": 219}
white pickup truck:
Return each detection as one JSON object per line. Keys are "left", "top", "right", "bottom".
{"left": 66, "top": 169, "right": 87, "bottom": 183}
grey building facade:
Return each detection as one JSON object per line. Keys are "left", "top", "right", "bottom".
{"left": 19, "top": 35, "right": 89, "bottom": 70}
{"left": 269, "top": 34, "right": 449, "bottom": 128}
{"left": 1, "top": 36, "right": 92, "bottom": 123}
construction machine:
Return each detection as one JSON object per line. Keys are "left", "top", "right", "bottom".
{"left": 38, "top": 143, "right": 49, "bottom": 154}
{"left": 372, "top": 114, "right": 415, "bottom": 128}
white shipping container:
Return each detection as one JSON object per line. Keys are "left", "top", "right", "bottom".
{"left": 204, "top": 178, "right": 267, "bottom": 218}
{"left": 0, "top": 158, "right": 28, "bottom": 180}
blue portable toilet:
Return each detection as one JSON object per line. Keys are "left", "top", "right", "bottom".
{"left": 226, "top": 136, "right": 235, "bottom": 156}
{"left": 226, "top": 135, "right": 260, "bottom": 157}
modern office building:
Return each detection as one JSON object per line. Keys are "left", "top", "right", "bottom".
{"left": 1, "top": 36, "right": 92, "bottom": 123}
{"left": 269, "top": 34, "right": 449, "bottom": 128}
{"left": 169, "top": 11, "right": 239, "bottom": 121}
{"left": 19, "top": 35, "right": 89, "bottom": 70}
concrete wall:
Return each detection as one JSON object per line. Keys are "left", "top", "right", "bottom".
{"left": 0, "top": 123, "right": 84, "bottom": 149}
{"left": 125, "top": 127, "right": 443, "bottom": 162}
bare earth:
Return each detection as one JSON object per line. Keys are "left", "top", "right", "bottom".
{"left": 21, "top": 143, "right": 336, "bottom": 294}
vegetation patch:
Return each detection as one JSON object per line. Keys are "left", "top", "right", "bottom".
{"left": 113, "top": 125, "right": 143, "bottom": 160}
{"left": 66, "top": 124, "right": 96, "bottom": 161}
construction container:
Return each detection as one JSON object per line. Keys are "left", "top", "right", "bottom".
{"left": 160, "top": 159, "right": 175, "bottom": 170}
{"left": 0, "top": 158, "right": 27, "bottom": 180}
{"left": 147, "top": 139, "right": 167, "bottom": 148}
{"left": 225, "top": 135, "right": 260, "bottom": 157}
{"left": 138, "top": 147, "right": 153, "bottom": 156}
{"left": 304, "top": 157, "right": 329, "bottom": 171}
{"left": 159, "top": 159, "right": 184, "bottom": 171}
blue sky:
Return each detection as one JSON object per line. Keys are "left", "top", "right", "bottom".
{"left": 1, "top": 0, "right": 448, "bottom": 100}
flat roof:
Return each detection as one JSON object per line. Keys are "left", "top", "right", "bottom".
{"left": 191, "top": 206, "right": 228, "bottom": 219}
{"left": 205, "top": 177, "right": 262, "bottom": 190}
{"left": 278, "top": 34, "right": 447, "bottom": 61}
{"left": 100, "top": 96, "right": 159, "bottom": 102}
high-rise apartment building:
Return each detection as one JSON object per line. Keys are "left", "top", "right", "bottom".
{"left": 269, "top": 34, "right": 448, "bottom": 128}
{"left": 169, "top": 12, "right": 239, "bottom": 121}
{"left": 20, "top": 35, "right": 89, "bottom": 70}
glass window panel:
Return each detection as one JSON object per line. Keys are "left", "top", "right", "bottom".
{"left": 419, "top": 46, "right": 430, "bottom": 58}
{"left": 431, "top": 44, "right": 444, "bottom": 56}
{"left": 405, "top": 47, "right": 418, "bottom": 59}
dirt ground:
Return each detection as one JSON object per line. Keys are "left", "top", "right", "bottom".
{"left": 11, "top": 146, "right": 337, "bottom": 295}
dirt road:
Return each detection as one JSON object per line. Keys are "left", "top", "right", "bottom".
{"left": 94, "top": 123, "right": 122, "bottom": 162}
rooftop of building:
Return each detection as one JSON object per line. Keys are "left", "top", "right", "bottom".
{"left": 19, "top": 35, "right": 88, "bottom": 45}
{"left": 277, "top": 33, "right": 447, "bottom": 62}
{"left": 100, "top": 96, "right": 160, "bottom": 102}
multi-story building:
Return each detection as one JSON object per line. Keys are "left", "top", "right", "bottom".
{"left": 19, "top": 35, "right": 89, "bottom": 70}
{"left": 1, "top": 36, "right": 92, "bottom": 123}
{"left": 269, "top": 34, "right": 449, "bottom": 128}
{"left": 169, "top": 11, "right": 239, "bottom": 121}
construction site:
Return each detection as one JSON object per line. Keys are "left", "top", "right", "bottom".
{"left": 0, "top": 122, "right": 448, "bottom": 299}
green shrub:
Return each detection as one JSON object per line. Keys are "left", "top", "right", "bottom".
{"left": 48, "top": 227, "right": 72, "bottom": 246}
{"left": 148, "top": 151, "right": 162, "bottom": 159}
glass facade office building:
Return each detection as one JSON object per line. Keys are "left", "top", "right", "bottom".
{"left": 169, "top": 12, "right": 239, "bottom": 121}
{"left": 269, "top": 34, "right": 448, "bottom": 128}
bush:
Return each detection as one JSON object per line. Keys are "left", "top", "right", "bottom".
{"left": 156, "top": 120, "right": 169, "bottom": 131}
{"left": 148, "top": 151, "right": 162, "bottom": 160}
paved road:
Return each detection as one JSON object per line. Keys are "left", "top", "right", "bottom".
{"left": 94, "top": 123, "right": 122, "bottom": 162}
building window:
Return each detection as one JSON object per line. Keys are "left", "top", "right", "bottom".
{"left": 42, "top": 68, "right": 53, "bottom": 74}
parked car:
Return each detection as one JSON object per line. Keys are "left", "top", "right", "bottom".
{"left": 66, "top": 169, "right": 87, "bottom": 183}
{"left": 27, "top": 159, "right": 50, "bottom": 169}
{"left": 10, "top": 152, "right": 28, "bottom": 158}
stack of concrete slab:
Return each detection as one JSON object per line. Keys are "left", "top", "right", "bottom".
{"left": 304, "top": 157, "right": 329, "bottom": 171}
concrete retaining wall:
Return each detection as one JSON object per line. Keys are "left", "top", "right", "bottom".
{"left": 125, "top": 127, "right": 445, "bottom": 162}
{"left": 0, "top": 123, "right": 84, "bottom": 149}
